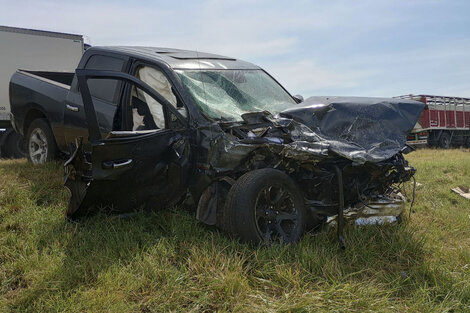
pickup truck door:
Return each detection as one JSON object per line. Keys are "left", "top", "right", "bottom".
{"left": 64, "top": 54, "right": 128, "bottom": 146}
{"left": 64, "top": 69, "right": 191, "bottom": 218}
{"left": 63, "top": 92, "right": 116, "bottom": 145}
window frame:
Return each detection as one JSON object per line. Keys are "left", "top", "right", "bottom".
{"left": 83, "top": 54, "right": 128, "bottom": 105}
{"left": 75, "top": 68, "right": 188, "bottom": 142}
{"left": 119, "top": 60, "right": 189, "bottom": 131}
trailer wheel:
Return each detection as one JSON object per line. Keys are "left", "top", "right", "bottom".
{"left": 222, "top": 168, "right": 305, "bottom": 244}
{"left": 439, "top": 132, "right": 451, "bottom": 149}
{"left": 26, "top": 119, "right": 57, "bottom": 164}
{"left": 465, "top": 137, "right": 470, "bottom": 148}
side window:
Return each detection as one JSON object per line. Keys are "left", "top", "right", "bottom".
{"left": 130, "top": 86, "right": 161, "bottom": 131}
{"left": 130, "top": 66, "right": 187, "bottom": 131}
{"left": 84, "top": 55, "right": 126, "bottom": 105}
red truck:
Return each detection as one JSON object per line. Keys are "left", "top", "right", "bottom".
{"left": 395, "top": 94, "right": 470, "bottom": 148}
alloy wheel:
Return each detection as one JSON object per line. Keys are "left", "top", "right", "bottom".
{"left": 29, "top": 128, "right": 48, "bottom": 164}
{"left": 254, "top": 185, "right": 299, "bottom": 243}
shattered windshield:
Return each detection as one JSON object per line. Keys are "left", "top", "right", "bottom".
{"left": 176, "top": 69, "right": 296, "bottom": 121}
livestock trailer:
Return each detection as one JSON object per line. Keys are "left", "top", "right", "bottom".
{"left": 396, "top": 94, "right": 470, "bottom": 148}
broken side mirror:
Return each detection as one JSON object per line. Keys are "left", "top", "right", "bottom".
{"left": 293, "top": 94, "right": 304, "bottom": 104}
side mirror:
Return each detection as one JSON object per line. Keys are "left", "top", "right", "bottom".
{"left": 292, "top": 94, "right": 304, "bottom": 104}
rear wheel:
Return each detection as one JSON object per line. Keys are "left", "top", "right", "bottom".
{"left": 465, "top": 137, "right": 470, "bottom": 148}
{"left": 439, "top": 132, "right": 451, "bottom": 149}
{"left": 2, "top": 131, "right": 27, "bottom": 158}
{"left": 26, "top": 119, "right": 57, "bottom": 164}
{"left": 222, "top": 168, "right": 305, "bottom": 244}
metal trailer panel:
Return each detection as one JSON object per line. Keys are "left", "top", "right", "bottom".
{"left": 0, "top": 26, "right": 84, "bottom": 120}
{"left": 395, "top": 94, "right": 470, "bottom": 146}
{"left": 396, "top": 94, "right": 470, "bottom": 131}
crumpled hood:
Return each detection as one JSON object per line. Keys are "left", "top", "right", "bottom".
{"left": 279, "top": 96, "right": 425, "bottom": 163}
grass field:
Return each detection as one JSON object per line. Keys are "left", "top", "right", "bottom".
{"left": 0, "top": 149, "right": 469, "bottom": 312}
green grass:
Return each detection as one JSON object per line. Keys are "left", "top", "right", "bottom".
{"left": 0, "top": 149, "right": 469, "bottom": 312}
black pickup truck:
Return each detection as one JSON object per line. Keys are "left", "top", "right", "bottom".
{"left": 10, "top": 49, "right": 134, "bottom": 164}
{"left": 9, "top": 46, "right": 424, "bottom": 244}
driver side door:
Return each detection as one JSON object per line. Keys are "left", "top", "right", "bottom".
{"left": 64, "top": 69, "right": 191, "bottom": 217}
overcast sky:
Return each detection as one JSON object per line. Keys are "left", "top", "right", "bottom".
{"left": 2, "top": 0, "right": 470, "bottom": 98}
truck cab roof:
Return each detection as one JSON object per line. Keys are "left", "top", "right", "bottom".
{"left": 89, "top": 46, "right": 261, "bottom": 70}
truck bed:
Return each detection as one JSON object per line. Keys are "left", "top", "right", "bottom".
{"left": 9, "top": 70, "right": 73, "bottom": 144}
{"left": 18, "top": 70, "right": 75, "bottom": 89}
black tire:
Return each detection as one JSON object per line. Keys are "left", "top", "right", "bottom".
{"left": 439, "top": 132, "right": 451, "bottom": 149}
{"left": 465, "top": 137, "right": 470, "bottom": 148}
{"left": 221, "top": 168, "right": 306, "bottom": 244}
{"left": 26, "top": 118, "right": 57, "bottom": 164}
{"left": 3, "top": 131, "right": 27, "bottom": 158}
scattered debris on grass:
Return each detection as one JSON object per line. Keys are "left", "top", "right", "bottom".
{"left": 326, "top": 191, "right": 405, "bottom": 227}
{"left": 451, "top": 185, "right": 470, "bottom": 200}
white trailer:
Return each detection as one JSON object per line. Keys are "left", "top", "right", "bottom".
{"left": 0, "top": 25, "right": 85, "bottom": 157}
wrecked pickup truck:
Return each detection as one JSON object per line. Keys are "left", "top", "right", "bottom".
{"left": 59, "top": 46, "right": 424, "bottom": 244}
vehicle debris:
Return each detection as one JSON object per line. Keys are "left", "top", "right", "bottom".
{"left": 452, "top": 186, "right": 470, "bottom": 200}
{"left": 59, "top": 47, "right": 424, "bottom": 245}
{"left": 326, "top": 191, "right": 406, "bottom": 227}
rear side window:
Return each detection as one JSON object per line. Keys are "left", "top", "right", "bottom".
{"left": 84, "top": 55, "right": 126, "bottom": 104}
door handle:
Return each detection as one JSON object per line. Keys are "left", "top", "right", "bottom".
{"left": 66, "top": 104, "right": 79, "bottom": 112}
{"left": 102, "top": 159, "right": 133, "bottom": 169}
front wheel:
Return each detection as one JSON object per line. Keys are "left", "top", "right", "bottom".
{"left": 26, "top": 119, "right": 57, "bottom": 164}
{"left": 222, "top": 168, "right": 306, "bottom": 244}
